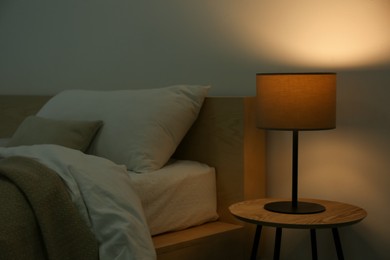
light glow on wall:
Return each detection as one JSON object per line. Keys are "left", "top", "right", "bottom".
{"left": 205, "top": 0, "right": 390, "bottom": 68}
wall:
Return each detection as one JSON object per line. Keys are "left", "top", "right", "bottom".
{"left": 1, "top": 1, "right": 390, "bottom": 259}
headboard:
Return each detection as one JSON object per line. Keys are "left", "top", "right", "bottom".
{"left": 0, "top": 95, "right": 266, "bottom": 224}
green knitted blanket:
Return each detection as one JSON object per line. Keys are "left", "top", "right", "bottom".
{"left": 0, "top": 156, "right": 99, "bottom": 260}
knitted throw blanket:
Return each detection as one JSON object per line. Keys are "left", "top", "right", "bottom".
{"left": 0, "top": 156, "right": 99, "bottom": 260}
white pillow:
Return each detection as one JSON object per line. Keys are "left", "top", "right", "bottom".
{"left": 37, "top": 85, "right": 209, "bottom": 172}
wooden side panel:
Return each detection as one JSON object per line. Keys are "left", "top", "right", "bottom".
{"left": 175, "top": 97, "right": 266, "bottom": 222}
{"left": 175, "top": 97, "right": 246, "bottom": 223}
{"left": 153, "top": 221, "right": 244, "bottom": 260}
{"left": 244, "top": 97, "right": 266, "bottom": 200}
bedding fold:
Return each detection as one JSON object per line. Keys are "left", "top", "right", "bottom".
{"left": 0, "top": 145, "right": 157, "bottom": 260}
{"left": 0, "top": 156, "right": 99, "bottom": 260}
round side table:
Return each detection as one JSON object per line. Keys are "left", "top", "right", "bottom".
{"left": 229, "top": 198, "right": 367, "bottom": 260}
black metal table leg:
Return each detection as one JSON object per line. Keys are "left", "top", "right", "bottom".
{"left": 250, "top": 225, "right": 262, "bottom": 260}
{"left": 310, "top": 229, "right": 318, "bottom": 260}
{"left": 332, "top": 228, "right": 345, "bottom": 260}
{"left": 273, "top": 227, "right": 282, "bottom": 260}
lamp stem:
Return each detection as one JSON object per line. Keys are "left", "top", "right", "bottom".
{"left": 292, "top": 130, "right": 299, "bottom": 208}
{"left": 263, "top": 128, "right": 326, "bottom": 214}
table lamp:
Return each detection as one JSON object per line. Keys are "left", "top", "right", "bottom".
{"left": 256, "top": 73, "right": 336, "bottom": 214}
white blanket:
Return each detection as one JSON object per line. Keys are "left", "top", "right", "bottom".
{"left": 0, "top": 144, "right": 156, "bottom": 260}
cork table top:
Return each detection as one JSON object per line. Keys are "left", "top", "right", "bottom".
{"left": 229, "top": 198, "right": 367, "bottom": 229}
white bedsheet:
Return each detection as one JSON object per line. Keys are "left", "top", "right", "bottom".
{"left": 0, "top": 144, "right": 156, "bottom": 260}
{"left": 128, "top": 160, "right": 218, "bottom": 236}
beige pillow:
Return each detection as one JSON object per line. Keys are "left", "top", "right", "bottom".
{"left": 6, "top": 116, "right": 103, "bottom": 152}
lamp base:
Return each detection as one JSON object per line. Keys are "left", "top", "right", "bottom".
{"left": 264, "top": 201, "right": 326, "bottom": 214}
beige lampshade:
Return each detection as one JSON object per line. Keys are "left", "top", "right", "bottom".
{"left": 256, "top": 73, "right": 336, "bottom": 130}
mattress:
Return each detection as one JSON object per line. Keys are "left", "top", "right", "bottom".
{"left": 127, "top": 160, "right": 219, "bottom": 236}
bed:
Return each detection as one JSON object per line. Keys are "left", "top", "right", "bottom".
{"left": 0, "top": 86, "right": 266, "bottom": 259}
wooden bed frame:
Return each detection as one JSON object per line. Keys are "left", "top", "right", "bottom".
{"left": 0, "top": 96, "right": 266, "bottom": 259}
